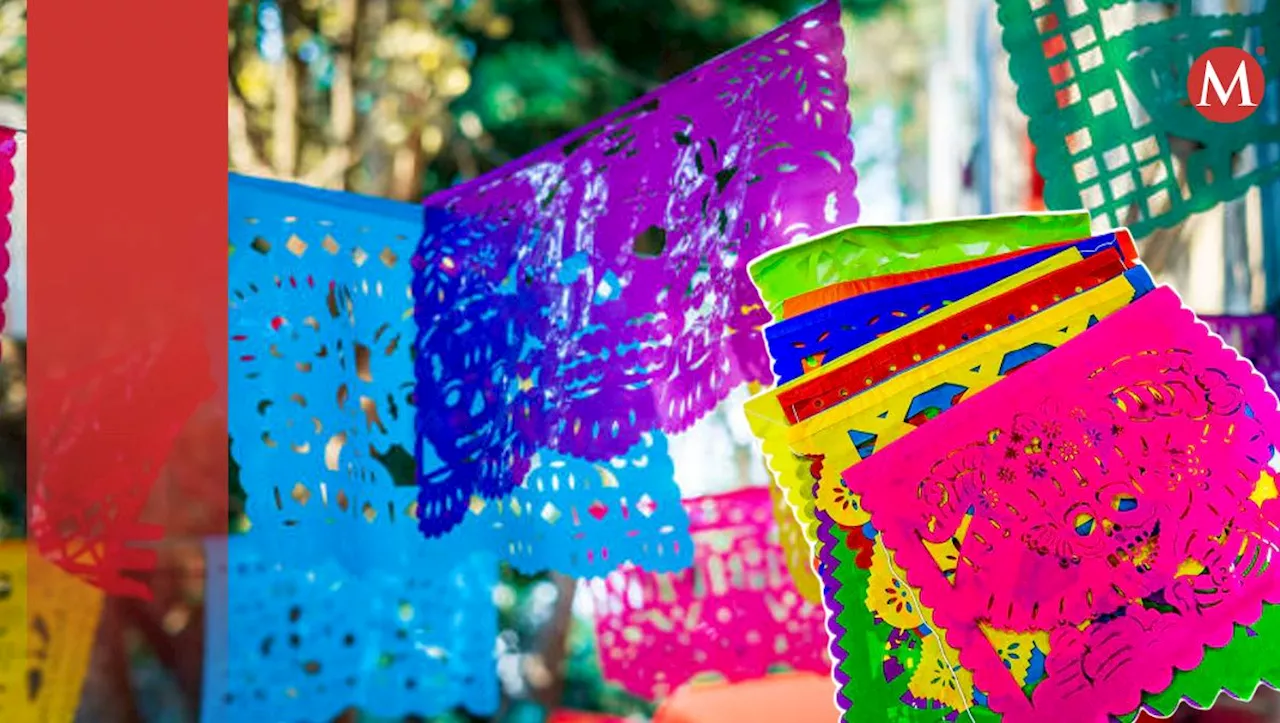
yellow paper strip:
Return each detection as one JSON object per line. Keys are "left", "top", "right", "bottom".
{"left": 0, "top": 543, "right": 104, "bottom": 723}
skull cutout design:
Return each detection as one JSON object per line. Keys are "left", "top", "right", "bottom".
{"left": 918, "top": 351, "right": 1274, "bottom": 634}
{"left": 842, "top": 290, "right": 1280, "bottom": 721}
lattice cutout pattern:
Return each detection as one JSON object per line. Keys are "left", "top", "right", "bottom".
{"left": 411, "top": 1, "right": 859, "bottom": 536}
{"left": 229, "top": 175, "right": 692, "bottom": 577}
{"left": 201, "top": 537, "right": 498, "bottom": 722}
{"left": 999, "top": 0, "right": 1280, "bottom": 237}
{"left": 586, "top": 487, "right": 828, "bottom": 699}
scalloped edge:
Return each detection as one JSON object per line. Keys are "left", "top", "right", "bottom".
{"left": 817, "top": 514, "right": 857, "bottom": 711}
{"left": 0, "top": 127, "right": 15, "bottom": 338}
{"left": 996, "top": 2, "right": 1278, "bottom": 238}
{"left": 849, "top": 286, "right": 1280, "bottom": 722}
{"left": 759, "top": 265, "right": 1143, "bottom": 563}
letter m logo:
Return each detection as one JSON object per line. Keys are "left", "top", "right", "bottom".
{"left": 1197, "top": 58, "right": 1257, "bottom": 107}
{"left": 1189, "top": 47, "right": 1266, "bottom": 124}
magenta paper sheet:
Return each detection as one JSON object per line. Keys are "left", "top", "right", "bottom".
{"left": 586, "top": 486, "right": 829, "bottom": 699}
{"left": 842, "top": 287, "right": 1280, "bottom": 723}
{"left": 0, "top": 127, "right": 15, "bottom": 337}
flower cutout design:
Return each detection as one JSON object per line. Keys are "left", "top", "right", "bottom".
{"left": 908, "top": 632, "right": 973, "bottom": 711}
{"left": 866, "top": 546, "right": 927, "bottom": 630}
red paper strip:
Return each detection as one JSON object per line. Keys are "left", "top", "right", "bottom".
{"left": 27, "top": 0, "right": 227, "bottom": 596}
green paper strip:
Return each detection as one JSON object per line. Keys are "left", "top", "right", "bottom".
{"left": 824, "top": 520, "right": 1001, "bottom": 722}
{"left": 747, "top": 212, "right": 1092, "bottom": 317}
{"left": 997, "top": 0, "right": 1280, "bottom": 238}
{"left": 1128, "top": 602, "right": 1280, "bottom": 721}
{"left": 827, "top": 510, "right": 1280, "bottom": 721}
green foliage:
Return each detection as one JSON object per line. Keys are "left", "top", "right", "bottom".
{"left": 0, "top": 339, "right": 24, "bottom": 540}
{"left": 0, "top": 1, "right": 23, "bottom": 105}
{"left": 229, "top": 439, "right": 248, "bottom": 533}
{"left": 441, "top": 0, "right": 897, "bottom": 194}
{"left": 455, "top": 42, "right": 636, "bottom": 149}
{"left": 228, "top": 0, "right": 896, "bottom": 197}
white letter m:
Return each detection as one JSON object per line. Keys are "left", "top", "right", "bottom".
{"left": 1197, "top": 59, "right": 1257, "bottom": 107}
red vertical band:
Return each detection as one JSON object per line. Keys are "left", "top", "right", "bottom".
{"left": 28, "top": 1, "right": 228, "bottom": 596}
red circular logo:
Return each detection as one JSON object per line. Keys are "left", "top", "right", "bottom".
{"left": 1188, "top": 46, "right": 1265, "bottom": 123}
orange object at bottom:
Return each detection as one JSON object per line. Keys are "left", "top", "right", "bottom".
{"left": 653, "top": 674, "right": 838, "bottom": 723}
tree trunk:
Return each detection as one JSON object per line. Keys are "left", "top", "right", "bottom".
{"left": 529, "top": 573, "right": 579, "bottom": 712}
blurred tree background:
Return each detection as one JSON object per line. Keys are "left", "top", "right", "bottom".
{"left": 0, "top": 0, "right": 23, "bottom": 104}
{"left": 227, "top": 0, "right": 899, "bottom": 199}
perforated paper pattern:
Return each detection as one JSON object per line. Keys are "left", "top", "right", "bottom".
{"left": 412, "top": 2, "right": 858, "bottom": 535}
{"left": 750, "top": 252, "right": 1094, "bottom": 563}
{"left": 778, "top": 246, "right": 1137, "bottom": 421}
{"left": 587, "top": 487, "right": 828, "bottom": 699}
{"left": 790, "top": 270, "right": 1151, "bottom": 721}
{"left": 821, "top": 502, "right": 1280, "bottom": 722}
{"left": 229, "top": 176, "right": 423, "bottom": 569}
{"left": 201, "top": 537, "right": 499, "bottom": 722}
{"left": 844, "top": 287, "right": 1280, "bottom": 722}
{"left": 229, "top": 175, "right": 692, "bottom": 577}
{"left": 469, "top": 431, "right": 692, "bottom": 574}
{"left": 998, "top": 0, "right": 1280, "bottom": 237}
{"left": 800, "top": 268, "right": 1150, "bottom": 540}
